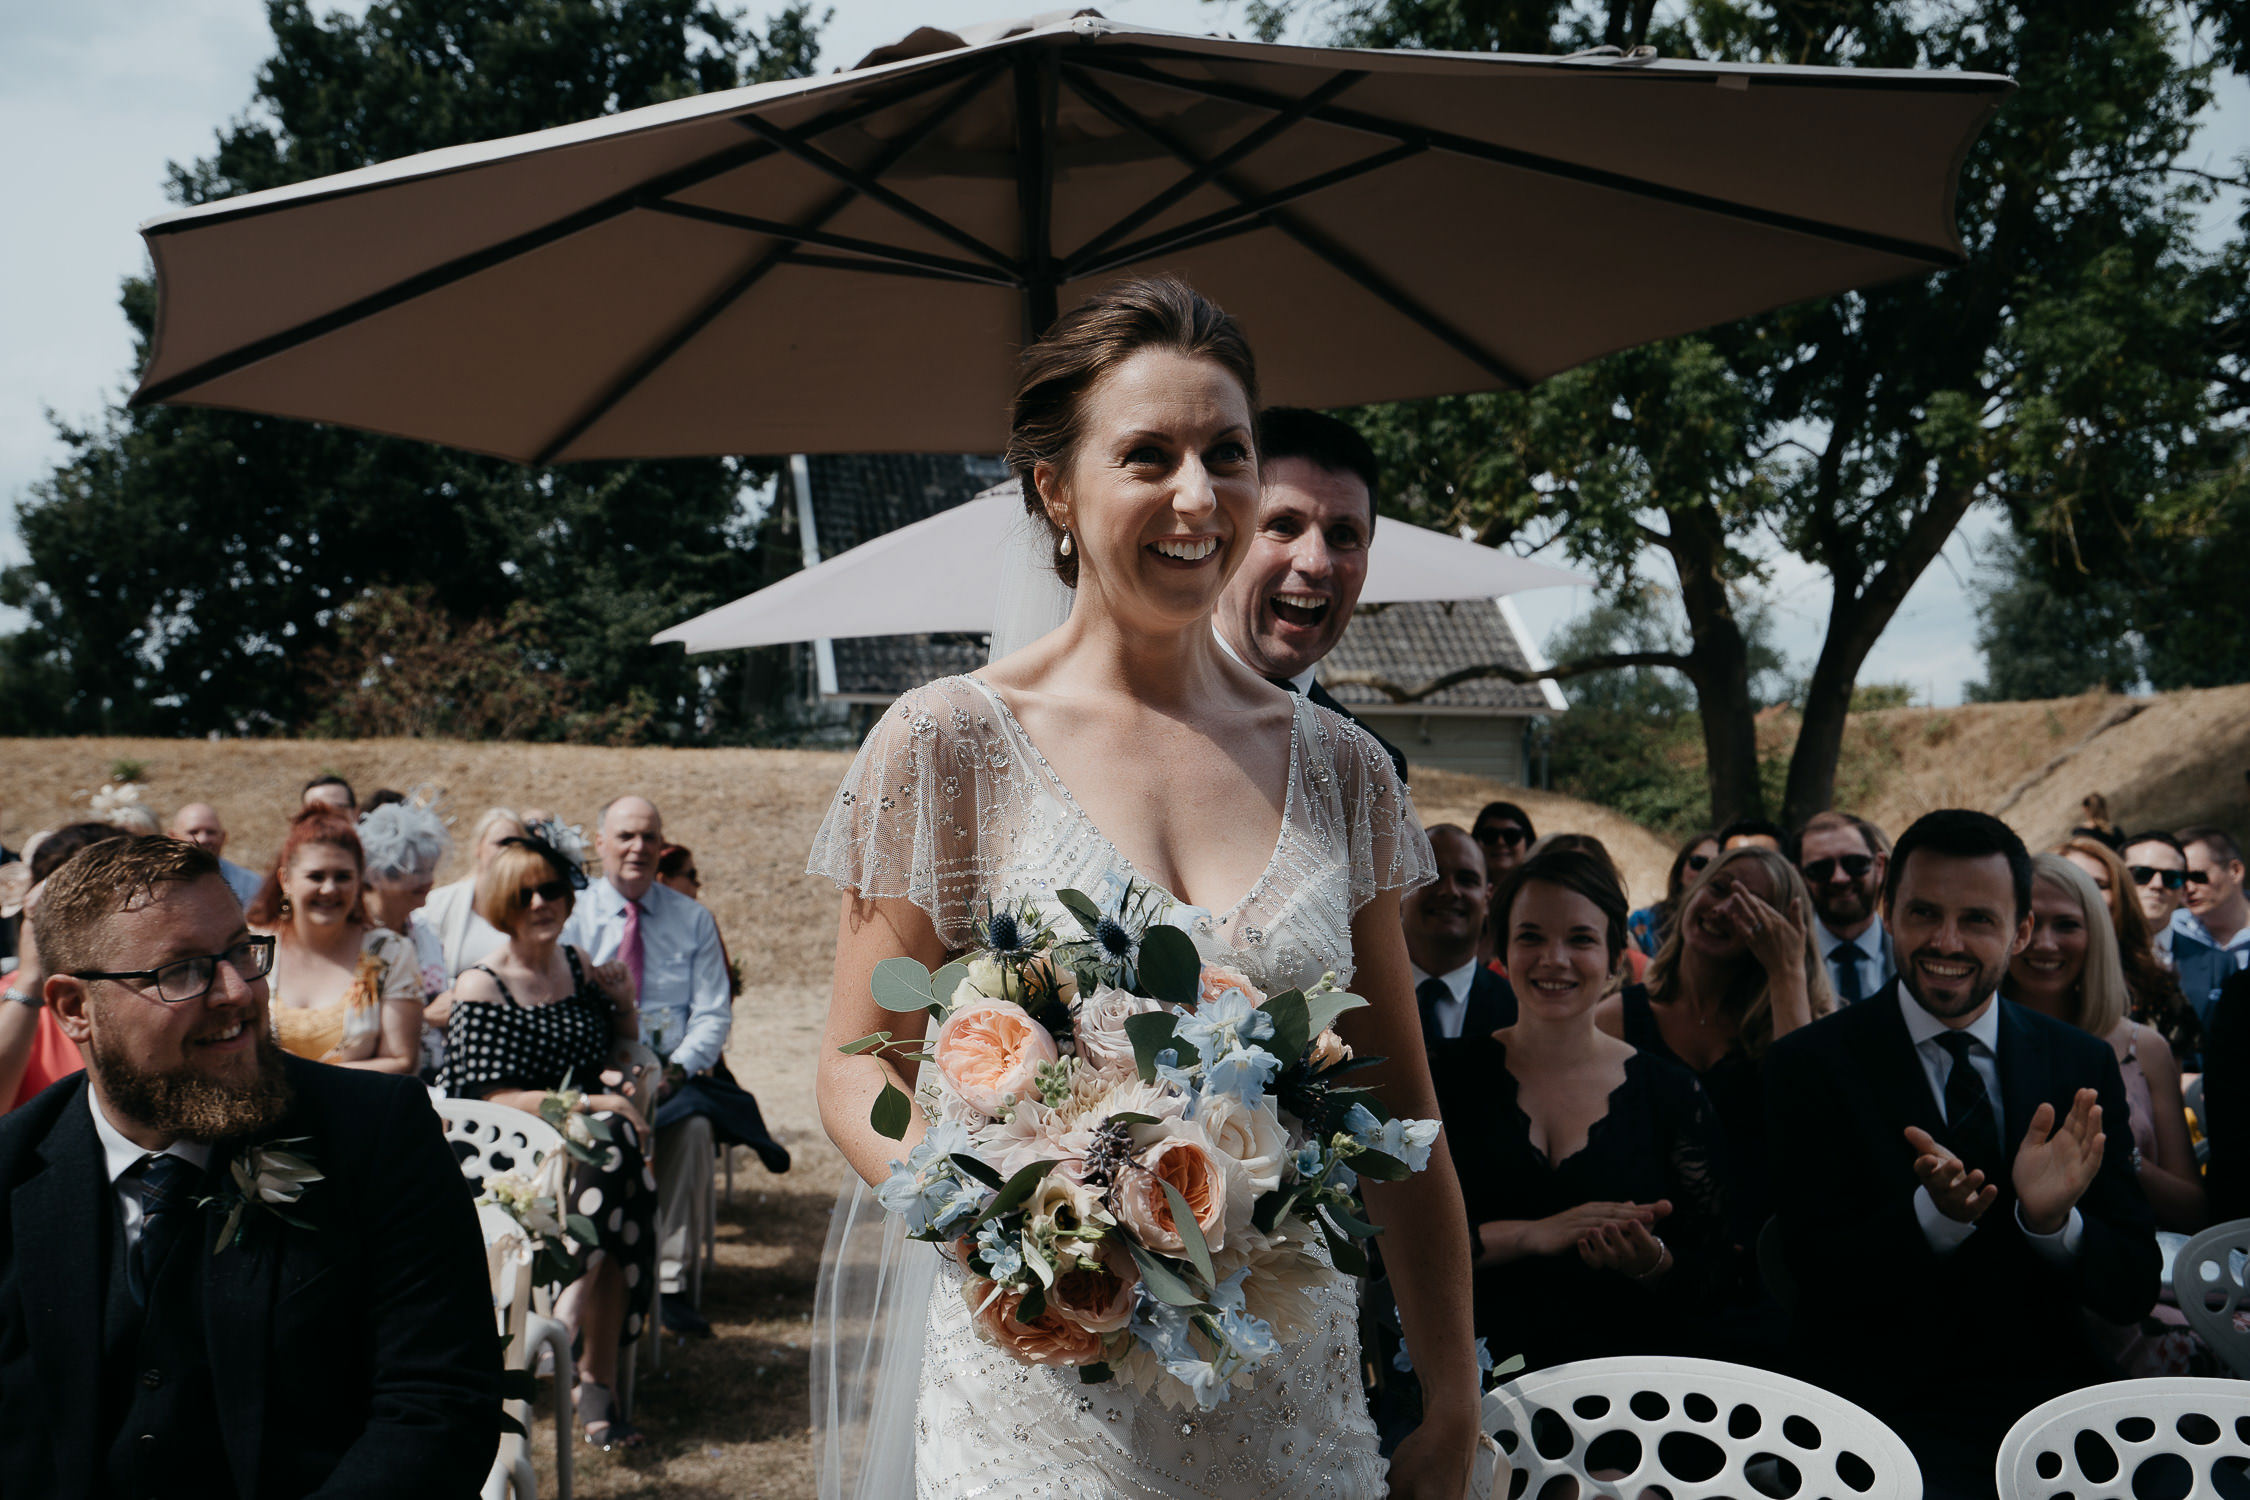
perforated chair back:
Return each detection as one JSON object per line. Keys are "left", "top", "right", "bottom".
{"left": 2173, "top": 1218, "right": 2250, "bottom": 1379}
{"left": 1995, "top": 1378, "right": 2250, "bottom": 1500}
{"left": 1482, "top": 1355, "right": 1920, "bottom": 1500}
{"left": 437, "top": 1097, "right": 565, "bottom": 1192}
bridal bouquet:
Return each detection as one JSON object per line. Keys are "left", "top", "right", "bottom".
{"left": 843, "top": 886, "right": 1441, "bottom": 1409}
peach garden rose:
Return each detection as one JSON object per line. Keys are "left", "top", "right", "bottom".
{"left": 965, "top": 1276, "right": 1107, "bottom": 1366}
{"left": 1112, "top": 1124, "right": 1234, "bottom": 1253}
{"left": 934, "top": 998, "right": 1059, "bottom": 1115}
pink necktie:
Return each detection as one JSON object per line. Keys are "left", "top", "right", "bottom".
{"left": 621, "top": 898, "right": 645, "bottom": 1002}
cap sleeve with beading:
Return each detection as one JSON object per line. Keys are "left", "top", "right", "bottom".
{"left": 1314, "top": 706, "right": 1437, "bottom": 914}
{"left": 806, "top": 678, "right": 1016, "bottom": 950}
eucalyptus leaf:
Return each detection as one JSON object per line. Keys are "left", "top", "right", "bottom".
{"left": 566, "top": 1212, "right": 603, "bottom": 1246}
{"left": 871, "top": 956, "right": 937, "bottom": 1013}
{"left": 1316, "top": 1209, "right": 1369, "bottom": 1276}
{"left": 1018, "top": 1283, "right": 1047, "bottom": 1322}
{"left": 1350, "top": 1147, "right": 1412, "bottom": 1182}
{"left": 1079, "top": 1361, "right": 1114, "bottom": 1384}
{"left": 1251, "top": 1186, "right": 1301, "bottom": 1235}
{"left": 1158, "top": 1179, "right": 1215, "bottom": 1285}
{"left": 838, "top": 1030, "right": 893, "bottom": 1056}
{"left": 1261, "top": 989, "right": 1310, "bottom": 1065}
{"left": 1105, "top": 1112, "right": 1159, "bottom": 1126}
{"left": 1136, "top": 926, "right": 1201, "bottom": 1005}
{"left": 870, "top": 1081, "right": 913, "bottom": 1140}
{"left": 1124, "top": 1011, "right": 1182, "bottom": 1084}
{"left": 1055, "top": 888, "right": 1105, "bottom": 934}
{"left": 1305, "top": 990, "right": 1370, "bottom": 1042}
{"left": 966, "top": 1158, "right": 1061, "bottom": 1231}
{"left": 951, "top": 1153, "right": 1005, "bottom": 1190}
{"left": 1126, "top": 1240, "right": 1210, "bottom": 1308}
{"left": 929, "top": 960, "right": 972, "bottom": 1011}
{"left": 1325, "top": 1201, "right": 1381, "bottom": 1238}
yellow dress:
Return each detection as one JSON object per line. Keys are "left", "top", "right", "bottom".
{"left": 271, "top": 929, "right": 418, "bottom": 1062}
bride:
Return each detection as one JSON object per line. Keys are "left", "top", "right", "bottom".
{"left": 809, "top": 276, "right": 1481, "bottom": 1498}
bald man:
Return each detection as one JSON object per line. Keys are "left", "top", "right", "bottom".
{"left": 563, "top": 795, "right": 736, "bottom": 1336}
{"left": 167, "top": 802, "right": 263, "bottom": 908}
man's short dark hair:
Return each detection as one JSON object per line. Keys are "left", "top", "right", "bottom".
{"left": 31, "top": 822, "right": 126, "bottom": 885}
{"left": 2122, "top": 830, "right": 2186, "bottom": 859}
{"left": 1257, "top": 408, "right": 1379, "bottom": 523}
{"left": 1882, "top": 809, "right": 2033, "bottom": 920}
{"left": 37, "top": 836, "right": 221, "bottom": 977}
{"left": 1795, "top": 810, "right": 1876, "bottom": 857}
{"left": 2177, "top": 825, "right": 2244, "bottom": 866}
{"left": 1719, "top": 817, "right": 1793, "bottom": 858}
{"left": 1473, "top": 801, "right": 1535, "bottom": 840}
{"left": 302, "top": 773, "right": 355, "bottom": 805}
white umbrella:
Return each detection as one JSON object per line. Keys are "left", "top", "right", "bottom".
{"left": 652, "top": 482, "right": 1585, "bottom": 652}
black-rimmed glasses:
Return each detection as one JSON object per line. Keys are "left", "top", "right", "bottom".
{"left": 2129, "top": 865, "right": 2187, "bottom": 890}
{"left": 73, "top": 935, "right": 276, "bottom": 1005}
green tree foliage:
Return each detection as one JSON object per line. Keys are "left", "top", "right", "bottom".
{"left": 1261, "top": 0, "right": 2247, "bottom": 824}
{"left": 1, "top": 0, "right": 824, "bottom": 740}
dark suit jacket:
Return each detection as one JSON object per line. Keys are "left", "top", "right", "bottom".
{"left": 2205, "top": 967, "right": 2250, "bottom": 1222}
{"left": 1414, "top": 965, "right": 1515, "bottom": 1050}
{"left": 1766, "top": 985, "right": 2157, "bottom": 1429}
{"left": 1305, "top": 679, "right": 1410, "bottom": 785}
{"left": 0, "top": 1056, "right": 501, "bottom": 1499}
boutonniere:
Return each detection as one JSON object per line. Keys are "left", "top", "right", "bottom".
{"left": 205, "top": 1137, "right": 323, "bottom": 1252}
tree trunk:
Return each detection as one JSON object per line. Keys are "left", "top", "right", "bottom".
{"left": 1668, "top": 506, "right": 1764, "bottom": 825}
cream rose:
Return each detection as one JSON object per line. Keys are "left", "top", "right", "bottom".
{"left": 1196, "top": 1091, "right": 1291, "bottom": 1197}
{"left": 1071, "top": 984, "right": 1161, "bottom": 1075}
{"left": 1112, "top": 1122, "right": 1237, "bottom": 1254}
{"left": 963, "top": 1277, "right": 1107, "bottom": 1366}
{"left": 933, "top": 999, "right": 1059, "bottom": 1116}
{"left": 1048, "top": 1237, "right": 1139, "bottom": 1334}
{"left": 959, "top": 952, "right": 1077, "bottom": 1009}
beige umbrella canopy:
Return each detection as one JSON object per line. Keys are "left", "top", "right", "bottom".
{"left": 131, "top": 13, "right": 2009, "bottom": 462}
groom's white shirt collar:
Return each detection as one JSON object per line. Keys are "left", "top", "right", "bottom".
{"left": 88, "top": 1090, "right": 212, "bottom": 1182}
{"left": 1213, "top": 626, "right": 1316, "bottom": 695}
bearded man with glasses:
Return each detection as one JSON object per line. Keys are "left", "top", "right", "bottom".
{"left": 1796, "top": 811, "right": 1896, "bottom": 1005}
{"left": 0, "top": 836, "right": 498, "bottom": 1499}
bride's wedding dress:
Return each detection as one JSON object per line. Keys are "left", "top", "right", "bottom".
{"left": 809, "top": 674, "right": 1436, "bottom": 1499}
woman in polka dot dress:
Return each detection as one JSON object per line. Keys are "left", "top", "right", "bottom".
{"left": 442, "top": 833, "right": 658, "bottom": 1449}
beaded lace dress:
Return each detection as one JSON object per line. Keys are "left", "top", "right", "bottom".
{"left": 808, "top": 674, "right": 1436, "bottom": 1500}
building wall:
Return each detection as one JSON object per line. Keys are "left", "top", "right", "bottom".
{"left": 1354, "top": 711, "right": 1531, "bottom": 784}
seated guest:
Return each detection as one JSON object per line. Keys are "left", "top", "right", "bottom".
{"left": 1405, "top": 825, "right": 1514, "bottom": 1048}
{"left": 2058, "top": 836, "right": 2199, "bottom": 1067}
{"left": 1718, "top": 817, "right": 1789, "bottom": 854}
{"left": 165, "top": 802, "right": 262, "bottom": 909}
{"left": 1471, "top": 802, "right": 1535, "bottom": 967}
{"left": 422, "top": 808, "right": 525, "bottom": 976}
{"left": 2172, "top": 824, "right": 2249, "bottom": 1027}
{"left": 0, "top": 823, "right": 125, "bottom": 1112}
{"left": 2120, "top": 830, "right": 2188, "bottom": 971}
{"left": 444, "top": 833, "right": 653, "bottom": 1448}
{"left": 358, "top": 801, "right": 453, "bottom": 1077}
{"left": 1768, "top": 811, "right": 2158, "bottom": 1498}
{"left": 1598, "top": 845, "right": 1830, "bottom": 1262}
{"left": 0, "top": 836, "right": 500, "bottom": 1494}
{"left": 659, "top": 844, "right": 741, "bottom": 998}
{"left": 1798, "top": 811, "right": 1894, "bottom": 1004}
{"left": 1432, "top": 847, "right": 1725, "bottom": 1372}
{"left": 300, "top": 774, "right": 355, "bottom": 814}
{"left": 1630, "top": 830, "right": 1717, "bottom": 959}
{"left": 248, "top": 809, "right": 422, "bottom": 1073}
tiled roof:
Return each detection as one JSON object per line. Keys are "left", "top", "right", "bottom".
{"left": 1322, "top": 600, "right": 1552, "bottom": 713}
{"left": 802, "top": 455, "right": 1011, "bottom": 699}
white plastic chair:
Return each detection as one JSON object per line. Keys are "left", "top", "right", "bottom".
{"left": 1481, "top": 1356, "right": 1921, "bottom": 1500}
{"left": 437, "top": 1097, "right": 566, "bottom": 1192}
{"left": 2173, "top": 1218, "right": 2250, "bottom": 1379}
{"left": 1995, "top": 1378, "right": 2250, "bottom": 1500}
{"left": 477, "top": 1202, "right": 572, "bottom": 1500}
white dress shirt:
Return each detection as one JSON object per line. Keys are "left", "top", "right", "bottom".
{"left": 1212, "top": 626, "right": 1316, "bottom": 695}
{"left": 1898, "top": 995, "right": 2082, "bottom": 1260}
{"left": 1813, "top": 914, "right": 1889, "bottom": 1003}
{"left": 1409, "top": 958, "right": 1481, "bottom": 1040}
{"left": 88, "top": 1093, "right": 212, "bottom": 1253}
{"left": 422, "top": 877, "right": 508, "bottom": 977}
{"left": 562, "top": 878, "right": 732, "bottom": 1076}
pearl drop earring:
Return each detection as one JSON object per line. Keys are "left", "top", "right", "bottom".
{"left": 1059, "top": 532, "right": 1074, "bottom": 557}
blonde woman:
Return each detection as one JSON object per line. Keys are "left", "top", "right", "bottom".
{"left": 421, "top": 807, "right": 525, "bottom": 977}
{"left": 2006, "top": 854, "right": 2204, "bottom": 1232}
{"left": 2056, "top": 836, "right": 2200, "bottom": 1067}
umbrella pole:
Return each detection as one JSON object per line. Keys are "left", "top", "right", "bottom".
{"left": 1016, "top": 49, "right": 1061, "bottom": 342}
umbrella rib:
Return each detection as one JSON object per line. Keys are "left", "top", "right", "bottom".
{"left": 1061, "top": 68, "right": 1368, "bottom": 272}
{"left": 1015, "top": 49, "right": 1059, "bottom": 339}
{"left": 532, "top": 66, "right": 1008, "bottom": 465}
{"left": 129, "top": 56, "right": 1000, "bottom": 410}
{"left": 1061, "top": 69, "right": 1529, "bottom": 389}
{"left": 639, "top": 200, "right": 1017, "bottom": 286}
{"left": 1067, "top": 137, "right": 1426, "bottom": 282}
{"left": 1070, "top": 52, "right": 1967, "bottom": 267}
{"left": 734, "top": 115, "right": 1023, "bottom": 276}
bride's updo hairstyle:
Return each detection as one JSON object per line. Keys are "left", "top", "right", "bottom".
{"left": 1006, "top": 275, "right": 1258, "bottom": 588}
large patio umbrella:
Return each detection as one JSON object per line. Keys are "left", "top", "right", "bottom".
{"left": 653, "top": 480, "right": 1587, "bottom": 652}
{"left": 129, "top": 14, "right": 2009, "bottom": 462}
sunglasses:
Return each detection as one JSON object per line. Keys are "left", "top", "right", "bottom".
{"left": 2128, "top": 865, "right": 2187, "bottom": 890}
{"left": 1684, "top": 853, "right": 1712, "bottom": 874}
{"left": 1476, "top": 825, "right": 1530, "bottom": 849}
{"left": 515, "top": 880, "right": 573, "bottom": 907}
{"left": 1801, "top": 855, "right": 1875, "bottom": 884}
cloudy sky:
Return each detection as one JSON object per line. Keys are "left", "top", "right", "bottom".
{"left": 3, "top": 0, "right": 2243, "bottom": 705}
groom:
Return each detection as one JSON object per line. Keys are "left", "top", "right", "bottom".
{"left": 0, "top": 836, "right": 499, "bottom": 1498}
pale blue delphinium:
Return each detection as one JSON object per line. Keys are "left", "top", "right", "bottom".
{"left": 1200, "top": 1042, "right": 1282, "bottom": 1109}
{"left": 1129, "top": 1295, "right": 1197, "bottom": 1366}
{"left": 1371, "top": 1116, "right": 1442, "bottom": 1172}
{"left": 875, "top": 1121, "right": 985, "bottom": 1237}
{"left": 1176, "top": 987, "right": 1275, "bottom": 1059}
{"left": 1393, "top": 1334, "right": 1497, "bottom": 1376}
{"left": 975, "top": 1219, "right": 1023, "bottom": 1280}
{"left": 1340, "top": 1103, "right": 1383, "bottom": 1149}
{"left": 1151, "top": 1047, "right": 1202, "bottom": 1114}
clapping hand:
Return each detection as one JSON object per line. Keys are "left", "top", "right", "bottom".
{"left": 1903, "top": 1126, "right": 1997, "bottom": 1223}
{"left": 2013, "top": 1089, "right": 2104, "bottom": 1235}
{"left": 1577, "top": 1206, "right": 1672, "bottom": 1280}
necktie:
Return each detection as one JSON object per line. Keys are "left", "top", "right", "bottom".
{"left": 1415, "top": 976, "right": 1454, "bottom": 1042}
{"left": 129, "top": 1153, "right": 202, "bottom": 1306}
{"left": 621, "top": 897, "right": 646, "bottom": 1003}
{"left": 1832, "top": 940, "right": 1867, "bottom": 1004}
{"left": 1933, "top": 1031, "right": 2003, "bottom": 1180}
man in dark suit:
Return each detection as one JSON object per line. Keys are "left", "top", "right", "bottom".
{"left": 0, "top": 835, "right": 499, "bottom": 1499}
{"left": 1767, "top": 809, "right": 2157, "bottom": 1500}
{"left": 1404, "top": 825, "right": 1515, "bottom": 1047}
{"left": 1213, "top": 406, "right": 1410, "bottom": 782}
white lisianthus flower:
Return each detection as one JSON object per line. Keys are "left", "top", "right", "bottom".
{"left": 958, "top": 954, "right": 1013, "bottom": 1004}
{"left": 1023, "top": 1160, "right": 1109, "bottom": 1242}
{"left": 1071, "top": 984, "right": 1161, "bottom": 1076}
{"left": 1196, "top": 1091, "right": 1291, "bottom": 1198}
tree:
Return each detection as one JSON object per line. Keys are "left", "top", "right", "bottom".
{"left": 1262, "top": 0, "right": 2243, "bottom": 825}
{"left": 2, "top": 0, "right": 824, "bottom": 740}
